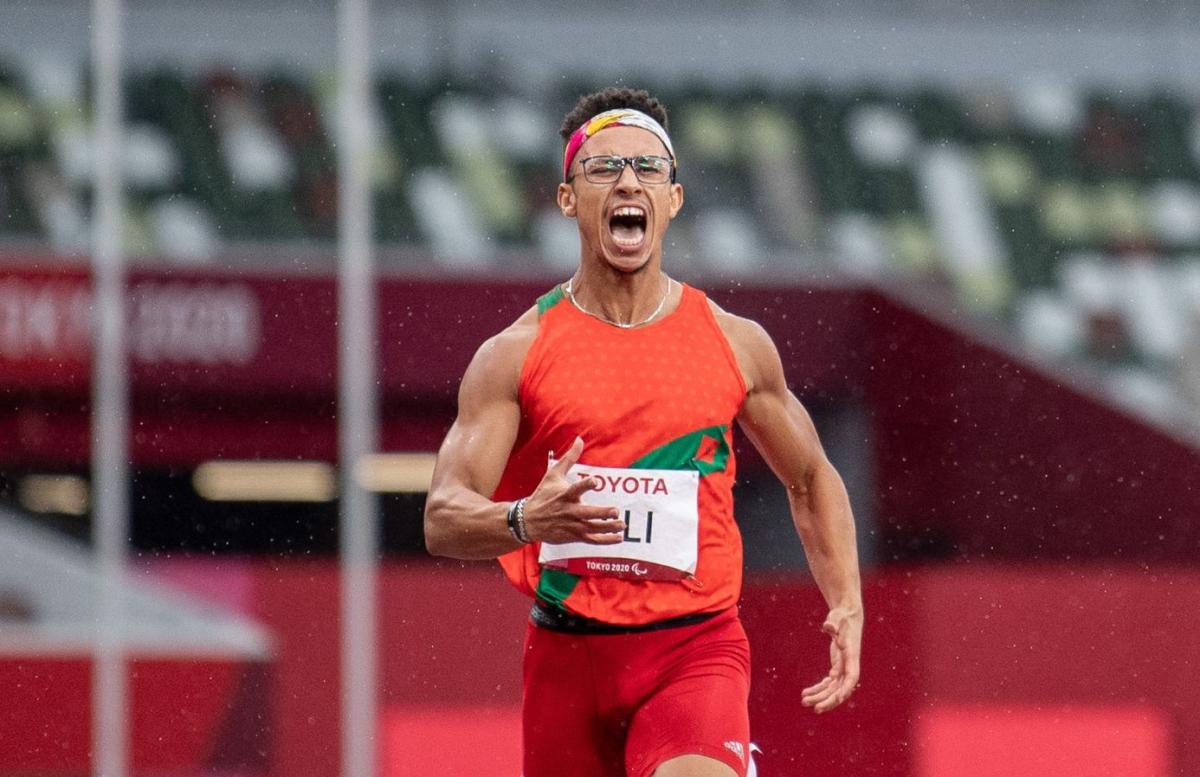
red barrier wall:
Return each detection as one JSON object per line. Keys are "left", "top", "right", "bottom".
{"left": 132, "top": 560, "right": 1196, "bottom": 777}
{"left": 860, "top": 296, "right": 1200, "bottom": 564}
{"left": 0, "top": 657, "right": 267, "bottom": 773}
{"left": 3, "top": 561, "right": 1189, "bottom": 773}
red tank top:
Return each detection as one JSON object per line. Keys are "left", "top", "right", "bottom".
{"left": 494, "top": 282, "right": 747, "bottom": 625}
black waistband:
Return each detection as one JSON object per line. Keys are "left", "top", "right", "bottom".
{"left": 530, "top": 598, "right": 722, "bottom": 635}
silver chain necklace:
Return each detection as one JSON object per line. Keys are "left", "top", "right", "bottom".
{"left": 563, "top": 276, "right": 674, "bottom": 329}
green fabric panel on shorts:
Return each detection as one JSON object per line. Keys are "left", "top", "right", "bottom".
{"left": 535, "top": 567, "right": 579, "bottom": 611}
{"left": 536, "top": 285, "right": 565, "bottom": 316}
{"left": 630, "top": 424, "right": 730, "bottom": 476}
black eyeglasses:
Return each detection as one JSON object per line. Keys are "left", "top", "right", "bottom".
{"left": 567, "top": 155, "right": 675, "bottom": 185}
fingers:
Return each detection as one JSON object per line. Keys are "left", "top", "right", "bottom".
{"left": 801, "top": 676, "right": 839, "bottom": 711}
{"left": 535, "top": 505, "right": 624, "bottom": 545}
{"left": 564, "top": 473, "right": 602, "bottom": 500}
{"left": 801, "top": 672, "right": 857, "bottom": 713}
{"left": 841, "top": 638, "right": 861, "bottom": 689}
{"left": 551, "top": 437, "right": 610, "bottom": 502}
{"left": 578, "top": 507, "right": 623, "bottom": 529}
{"left": 582, "top": 530, "right": 626, "bottom": 545}
{"left": 801, "top": 676, "right": 832, "bottom": 699}
{"left": 803, "top": 668, "right": 859, "bottom": 713}
{"left": 577, "top": 508, "right": 624, "bottom": 543}
{"left": 554, "top": 436, "right": 585, "bottom": 471}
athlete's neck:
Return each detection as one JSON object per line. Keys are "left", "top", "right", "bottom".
{"left": 567, "top": 265, "right": 676, "bottom": 328}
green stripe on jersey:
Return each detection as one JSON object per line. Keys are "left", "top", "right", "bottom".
{"left": 631, "top": 425, "right": 730, "bottom": 476}
{"left": 531, "top": 425, "right": 729, "bottom": 611}
{"left": 536, "top": 285, "right": 566, "bottom": 316}
{"left": 536, "top": 567, "right": 579, "bottom": 611}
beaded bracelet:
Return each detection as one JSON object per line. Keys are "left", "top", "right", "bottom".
{"left": 505, "top": 500, "right": 521, "bottom": 542}
{"left": 506, "top": 498, "right": 531, "bottom": 544}
{"left": 513, "top": 498, "right": 530, "bottom": 544}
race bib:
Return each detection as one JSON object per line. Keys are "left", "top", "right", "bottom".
{"left": 538, "top": 461, "right": 699, "bottom": 581}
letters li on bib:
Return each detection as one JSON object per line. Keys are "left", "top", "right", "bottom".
{"left": 539, "top": 461, "right": 700, "bottom": 581}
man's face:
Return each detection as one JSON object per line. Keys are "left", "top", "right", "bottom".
{"left": 557, "top": 125, "right": 684, "bottom": 274}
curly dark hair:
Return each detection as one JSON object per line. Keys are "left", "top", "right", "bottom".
{"left": 559, "top": 87, "right": 670, "bottom": 142}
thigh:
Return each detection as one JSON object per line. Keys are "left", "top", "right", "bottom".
{"left": 522, "top": 623, "right": 624, "bottom": 777}
{"left": 623, "top": 617, "right": 752, "bottom": 777}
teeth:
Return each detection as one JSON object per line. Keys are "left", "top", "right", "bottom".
{"left": 613, "top": 206, "right": 645, "bottom": 218}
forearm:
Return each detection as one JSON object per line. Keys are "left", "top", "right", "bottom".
{"left": 789, "top": 460, "right": 862, "bottom": 612}
{"left": 424, "top": 485, "right": 525, "bottom": 560}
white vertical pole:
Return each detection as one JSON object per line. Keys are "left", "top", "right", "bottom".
{"left": 337, "top": 0, "right": 380, "bottom": 776}
{"left": 90, "top": 0, "right": 128, "bottom": 776}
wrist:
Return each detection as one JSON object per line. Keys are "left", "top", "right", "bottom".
{"left": 506, "top": 498, "right": 532, "bottom": 544}
{"left": 831, "top": 600, "right": 863, "bottom": 617}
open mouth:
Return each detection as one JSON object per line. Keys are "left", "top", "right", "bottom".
{"left": 609, "top": 205, "right": 647, "bottom": 249}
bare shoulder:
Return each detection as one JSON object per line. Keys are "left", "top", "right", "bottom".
{"left": 460, "top": 305, "right": 540, "bottom": 401}
{"left": 484, "top": 305, "right": 540, "bottom": 360}
{"left": 706, "top": 298, "right": 782, "bottom": 393}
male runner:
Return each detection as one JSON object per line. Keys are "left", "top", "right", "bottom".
{"left": 424, "top": 87, "right": 863, "bottom": 777}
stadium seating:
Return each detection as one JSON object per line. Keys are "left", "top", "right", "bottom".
{"left": 0, "top": 61, "right": 1197, "bottom": 432}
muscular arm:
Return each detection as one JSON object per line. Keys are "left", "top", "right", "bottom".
{"left": 424, "top": 312, "right": 625, "bottom": 560}
{"left": 423, "top": 318, "right": 532, "bottom": 559}
{"left": 717, "top": 307, "right": 863, "bottom": 713}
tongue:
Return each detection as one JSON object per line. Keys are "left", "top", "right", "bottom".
{"left": 612, "top": 222, "right": 645, "bottom": 244}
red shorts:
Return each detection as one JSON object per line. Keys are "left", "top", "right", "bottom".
{"left": 521, "top": 606, "right": 752, "bottom": 777}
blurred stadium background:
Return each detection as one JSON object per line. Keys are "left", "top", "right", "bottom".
{"left": 1, "top": 0, "right": 1198, "bottom": 775}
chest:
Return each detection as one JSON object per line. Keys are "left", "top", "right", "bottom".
{"left": 521, "top": 324, "right": 744, "bottom": 435}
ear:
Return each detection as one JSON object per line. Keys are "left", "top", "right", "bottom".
{"left": 557, "top": 182, "right": 577, "bottom": 218}
{"left": 667, "top": 182, "right": 684, "bottom": 219}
